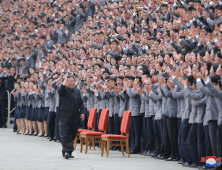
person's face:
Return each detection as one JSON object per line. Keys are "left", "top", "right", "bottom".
{"left": 21, "top": 81, "right": 25, "bottom": 88}
{"left": 14, "top": 83, "right": 20, "bottom": 90}
{"left": 29, "top": 68, "right": 35, "bottom": 74}
{"left": 130, "top": 66, "right": 136, "bottom": 72}
{"left": 111, "top": 66, "right": 117, "bottom": 74}
{"left": 111, "top": 42, "right": 117, "bottom": 50}
{"left": 117, "top": 78, "right": 123, "bottom": 86}
{"left": 10, "top": 68, "right": 16, "bottom": 74}
{"left": 60, "top": 24, "right": 65, "bottom": 29}
{"left": 29, "top": 82, "right": 34, "bottom": 88}
{"left": 109, "top": 80, "right": 116, "bottom": 87}
{"left": 103, "top": 73, "right": 109, "bottom": 79}
{"left": 138, "top": 70, "right": 143, "bottom": 76}
{"left": 80, "top": 8, "right": 84, "bottom": 13}
{"left": 128, "top": 79, "right": 134, "bottom": 87}
{"left": 210, "top": 66, "right": 215, "bottom": 76}
{"left": 141, "top": 75, "right": 148, "bottom": 84}
{"left": 66, "top": 77, "right": 75, "bottom": 89}
{"left": 161, "top": 7, "right": 168, "bottom": 14}
{"left": 46, "top": 35, "right": 51, "bottom": 41}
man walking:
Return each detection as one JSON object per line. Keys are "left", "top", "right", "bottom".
{"left": 58, "top": 74, "right": 85, "bottom": 159}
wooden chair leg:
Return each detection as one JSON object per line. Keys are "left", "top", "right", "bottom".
{"left": 106, "top": 139, "right": 110, "bottom": 157}
{"left": 101, "top": 140, "right": 104, "bottom": 156}
{"left": 89, "top": 139, "right": 91, "bottom": 150}
{"left": 80, "top": 137, "right": 83, "bottom": 153}
{"left": 126, "top": 139, "right": 130, "bottom": 157}
{"left": 99, "top": 138, "right": 101, "bottom": 150}
{"left": 104, "top": 141, "right": 107, "bottom": 153}
{"left": 121, "top": 141, "right": 125, "bottom": 156}
{"left": 74, "top": 136, "right": 77, "bottom": 150}
{"left": 85, "top": 137, "right": 89, "bottom": 154}
{"left": 92, "top": 138, "right": 96, "bottom": 150}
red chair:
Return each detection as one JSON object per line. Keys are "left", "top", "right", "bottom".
{"left": 101, "top": 110, "right": 131, "bottom": 157}
{"left": 80, "top": 108, "right": 109, "bottom": 154}
{"left": 74, "top": 107, "right": 97, "bottom": 150}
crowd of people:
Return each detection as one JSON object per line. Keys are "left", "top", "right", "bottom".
{"left": 0, "top": 0, "right": 222, "bottom": 168}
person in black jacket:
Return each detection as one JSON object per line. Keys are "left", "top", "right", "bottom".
{"left": 0, "top": 77, "right": 8, "bottom": 128}
{"left": 58, "top": 73, "right": 85, "bottom": 159}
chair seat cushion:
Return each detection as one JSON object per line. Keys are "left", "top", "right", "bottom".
{"left": 101, "top": 134, "right": 126, "bottom": 139}
{"left": 78, "top": 129, "right": 90, "bottom": 132}
{"left": 80, "top": 131, "right": 104, "bottom": 135}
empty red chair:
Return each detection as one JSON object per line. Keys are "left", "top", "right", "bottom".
{"left": 74, "top": 107, "right": 97, "bottom": 150}
{"left": 80, "top": 108, "right": 109, "bottom": 154}
{"left": 101, "top": 110, "right": 131, "bottom": 157}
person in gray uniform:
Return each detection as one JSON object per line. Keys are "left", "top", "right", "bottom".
{"left": 125, "top": 76, "right": 142, "bottom": 154}
{"left": 51, "top": 74, "right": 62, "bottom": 143}
{"left": 46, "top": 78, "right": 56, "bottom": 141}
{"left": 36, "top": 86, "right": 45, "bottom": 137}
{"left": 38, "top": 73, "right": 50, "bottom": 137}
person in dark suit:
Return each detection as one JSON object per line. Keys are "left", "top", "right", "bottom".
{"left": 0, "top": 76, "right": 8, "bottom": 128}
{"left": 58, "top": 74, "right": 85, "bottom": 159}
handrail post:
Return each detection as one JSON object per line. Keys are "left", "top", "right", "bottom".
{"left": 6, "top": 90, "right": 10, "bottom": 128}
{"left": 6, "top": 89, "right": 15, "bottom": 128}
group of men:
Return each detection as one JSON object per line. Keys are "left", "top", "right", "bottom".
{"left": 1, "top": 0, "right": 222, "bottom": 168}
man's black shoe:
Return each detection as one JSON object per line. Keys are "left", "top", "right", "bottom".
{"left": 64, "top": 152, "right": 71, "bottom": 159}
{"left": 129, "top": 151, "right": 139, "bottom": 154}
{"left": 178, "top": 159, "right": 186, "bottom": 164}
{"left": 188, "top": 162, "right": 198, "bottom": 168}
{"left": 172, "top": 157, "right": 180, "bottom": 161}
{"left": 49, "top": 138, "right": 53, "bottom": 141}
{"left": 158, "top": 155, "right": 164, "bottom": 160}
{"left": 13, "top": 129, "right": 17, "bottom": 132}
{"left": 140, "top": 151, "right": 147, "bottom": 155}
{"left": 2, "top": 125, "right": 7, "bottom": 128}
{"left": 182, "top": 162, "right": 192, "bottom": 167}
{"left": 165, "top": 157, "right": 173, "bottom": 161}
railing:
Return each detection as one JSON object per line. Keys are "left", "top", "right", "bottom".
{"left": 6, "top": 89, "right": 15, "bottom": 128}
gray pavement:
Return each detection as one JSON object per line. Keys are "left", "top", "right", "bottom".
{"left": 0, "top": 129, "right": 192, "bottom": 170}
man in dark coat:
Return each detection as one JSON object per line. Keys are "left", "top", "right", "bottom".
{"left": 58, "top": 74, "right": 85, "bottom": 159}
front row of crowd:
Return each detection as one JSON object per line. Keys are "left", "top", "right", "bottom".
{"left": 10, "top": 61, "right": 222, "bottom": 169}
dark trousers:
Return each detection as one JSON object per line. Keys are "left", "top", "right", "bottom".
{"left": 187, "top": 124, "right": 199, "bottom": 164}
{"left": 204, "top": 125, "right": 213, "bottom": 156}
{"left": 181, "top": 119, "right": 192, "bottom": 164}
{"left": 162, "top": 114, "right": 171, "bottom": 159}
{"left": 95, "top": 109, "right": 102, "bottom": 131}
{"left": 48, "top": 111, "right": 56, "bottom": 139}
{"left": 114, "top": 114, "right": 121, "bottom": 148}
{"left": 197, "top": 123, "right": 206, "bottom": 166}
{"left": 79, "top": 109, "right": 88, "bottom": 129}
{"left": 218, "top": 125, "right": 222, "bottom": 157}
{"left": 13, "top": 105, "right": 17, "bottom": 131}
{"left": 55, "top": 108, "right": 60, "bottom": 140}
{"left": 108, "top": 116, "right": 115, "bottom": 134}
{"left": 157, "top": 119, "right": 164, "bottom": 155}
{"left": 208, "top": 120, "right": 218, "bottom": 157}
{"left": 59, "top": 120, "right": 78, "bottom": 155}
{"left": 114, "top": 114, "right": 121, "bottom": 135}
{"left": 142, "top": 114, "right": 149, "bottom": 152}
{"left": 146, "top": 116, "right": 155, "bottom": 153}
{"left": 153, "top": 119, "right": 161, "bottom": 155}
{"left": 130, "top": 116, "right": 143, "bottom": 153}
{"left": 0, "top": 100, "right": 7, "bottom": 127}
{"left": 167, "top": 117, "right": 178, "bottom": 159}
{"left": 178, "top": 118, "right": 184, "bottom": 161}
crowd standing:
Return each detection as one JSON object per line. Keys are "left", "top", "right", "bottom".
{"left": 0, "top": 0, "right": 222, "bottom": 169}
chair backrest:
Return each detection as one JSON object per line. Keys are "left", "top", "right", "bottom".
{"left": 120, "top": 110, "right": 131, "bottom": 134}
{"left": 98, "top": 108, "right": 109, "bottom": 132}
{"left": 87, "top": 107, "right": 97, "bottom": 129}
